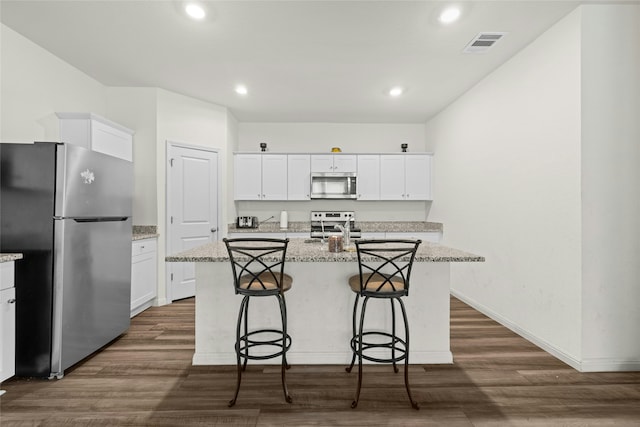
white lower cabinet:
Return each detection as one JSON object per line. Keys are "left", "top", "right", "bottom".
{"left": 1, "top": 262, "right": 16, "bottom": 385}
{"left": 131, "top": 239, "right": 158, "bottom": 317}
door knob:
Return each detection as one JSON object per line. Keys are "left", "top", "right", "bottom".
{"left": 211, "top": 227, "right": 218, "bottom": 233}
{"left": 8, "top": 298, "right": 16, "bottom": 304}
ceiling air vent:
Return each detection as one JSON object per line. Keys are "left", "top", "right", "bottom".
{"left": 463, "top": 32, "right": 507, "bottom": 54}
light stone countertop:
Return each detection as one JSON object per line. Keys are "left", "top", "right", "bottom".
{"left": 133, "top": 233, "right": 159, "bottom": 241}
{"left": 0, "top": 253, "right": 23, "bottom": 263}
{"left": 228, "top": 221, "right": 443, "bottom": 234}
{"left": 166, "top": 238, "right": 483, "bottom": 263}
{"left": 132, "top": 225, "right": 159, "bottom": 241}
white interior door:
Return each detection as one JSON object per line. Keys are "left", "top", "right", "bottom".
{"left": 167, "top": 143, "right": 219, "bottom": 302}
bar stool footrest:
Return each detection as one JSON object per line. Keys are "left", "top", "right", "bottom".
{"left": 237, "top": 328, "right": 292, "bottom": 361}
{"left": 349, "top": 331, "right": 407, "bottom": 364}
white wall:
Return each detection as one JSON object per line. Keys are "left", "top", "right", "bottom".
{"left": 236, "top": 122, "right": 431, "bottom": 222}
{"left": 580, "top": 5, "right": 640, "bottom": 371}
{"left": 425, "top": 4, "right": 640, "bottom": 372}
{"left": 106, "top": 87, "right": 158, "bottom": 225}
{"left": 425, "top": 9, "right": 584, "bottom": 366}
{"left": 0, "top": 24, "right": 106, "bottom": 142}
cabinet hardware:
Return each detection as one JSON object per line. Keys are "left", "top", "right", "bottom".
{"left": 8, "top": 298, "right": 16, "bottom": 304}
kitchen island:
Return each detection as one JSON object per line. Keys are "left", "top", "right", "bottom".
{"left": 166, "top": 238, "right": 483, "bottom": 365}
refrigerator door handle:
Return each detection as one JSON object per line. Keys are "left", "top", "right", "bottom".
{"left": 72, "top": 217, "right": 129, "bottom": 223}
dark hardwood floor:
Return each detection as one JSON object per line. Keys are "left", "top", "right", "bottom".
{"left": 1, "top": 297, "right": 639, "bottom": 426}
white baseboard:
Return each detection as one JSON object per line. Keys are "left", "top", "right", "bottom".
{"left": 155, "top": 297, "right": 168, "bottom": 306}
{"left": 192, "top": 350, "right": 453, "bottom": 366}
{"left": 580, "top": 358, "right": 640, "bottom": 372}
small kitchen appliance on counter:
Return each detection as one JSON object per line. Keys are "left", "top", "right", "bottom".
{"left": 236, "top": 216, "right": 259, "bottom": 228}
{"left": 310, "top": 211, "right": 361, "bottom": 239}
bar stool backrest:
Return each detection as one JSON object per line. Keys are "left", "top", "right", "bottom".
{"left": 223, "top": 238, "right": 290, "bottom": 296}
{"left": 354, "top": 239, "right": 422, "bottom": 297}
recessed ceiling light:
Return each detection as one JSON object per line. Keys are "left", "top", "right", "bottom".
{"left": 235, "top": 85, "right": 248, "bottom": 95}
{"left": 389, "top": 86, "right": 404, "bottom": 97}
{"left": 439, "top": 7, "right": 461, "bottom": 24}
{"left": 185, "top": 3, "right": 206, "bottom": 20}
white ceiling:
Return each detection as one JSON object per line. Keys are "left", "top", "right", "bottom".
{"left": 1, "top": 0, "right": 589, "bottom": 123}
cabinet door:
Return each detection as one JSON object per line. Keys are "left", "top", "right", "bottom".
{"left": 310, "top": 155, "right": 334, "bottom": 172}
{"left": 333, "top": 155, "right": 357, "bottom": 172}
{"left": 261, "top": 154, "right": 288, "bottom": 200}
{"left": 234, "top": 154, "right": 262, "bottom": 200}
{"left": 131, "top": 239, "right": 158, "bottom": 317}
{"left": 379, "top": 155, "right": 406, "bottom": 200}
{"left": 287, "top": 154, "right": 311, "bottom": 200}
{"left": 91, "top": 120, "right": 133, "bottom": 161}
{"left": 0, "top": 280, "right": 16, "bottom": 383}
{"left": 357, "top": 155, "right": 380, "bottom": 200}
{"left": 405, "top": 154, "right": 432, "bottom": 200}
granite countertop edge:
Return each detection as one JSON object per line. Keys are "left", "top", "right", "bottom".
{"left": 166, "top": 239, "right": 484, "bottom": 263}
{"left": 0, "top": 253, "right": 24, "bottom": 263}
{"left": 133, "top": 233, "right": 160, "bottom": 241}
{"left": 132, "top": 225, "right": 159, "bottom": 241}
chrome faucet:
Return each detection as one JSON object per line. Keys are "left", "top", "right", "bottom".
{"left": 334, "top": 220, "right": 351, "bottom": 248}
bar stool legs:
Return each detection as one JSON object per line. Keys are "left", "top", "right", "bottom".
{"left": 347, "top": 295, "right": 419, "bottom": 410}
{"left": 228, "top": 293, "right": 292, "bottom": 407}
{"left": 278, "top": 294, "right": 292, "bottom": 403}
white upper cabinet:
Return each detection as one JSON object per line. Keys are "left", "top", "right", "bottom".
{"left": 405, "top": 154, "right": 432, "bottom": 200}
{"left": 234, "top": 152, "right": 431, "bottom": 202}
{"left": 234, "top": 154, "right": 262, "bottom": 200}
{"left": 57, "top": 112, "right": 134, "bottom": 161}
{"left": 234, "top": 154, "right": 288, "bottom": 200}
{"left": 356, "top": 154, "right": 380, "bottom": 200}
{"left": 261, "top": 155, "right": 288, "bottom": 200}
{"left": 380, "top": 154, "right": 432, "bottom": 200}
{"left": 310, "top": 154, "right": 357, "bottom": 172}
{"left": 287, "top": 154, "right": 311, "bottom": 200}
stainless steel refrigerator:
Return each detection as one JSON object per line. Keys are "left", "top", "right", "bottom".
{"left": 0, "top": 141, "right": 132, "bottom": 378}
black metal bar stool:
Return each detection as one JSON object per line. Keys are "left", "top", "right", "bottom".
{"left": 223, "top": 237, "right": 293, "bottom": 407}
{"left": 345, "top": 239, "right": 422, "bottom": 409}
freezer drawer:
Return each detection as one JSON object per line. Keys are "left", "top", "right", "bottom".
{"left": 51, "top": 217, "right": 132, "bottom": 378}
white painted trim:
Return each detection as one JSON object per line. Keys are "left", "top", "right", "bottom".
{"left": 192, "top": 351, "right": 453, "bottom": 366}
{"left": 55, "top": 112, "right": 134, "bottom": 135}
{"left": 580, "top": 359, "right": 640, "bottom": 373}
{"left": 155, "top": 297, "right": 168, "bottom": 307}
{"left": 450, "top": 289, "right": 583, "bottom": 371}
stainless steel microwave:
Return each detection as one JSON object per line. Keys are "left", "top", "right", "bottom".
{"left": 310, "top": 172, "right": 357, "bottom": 199}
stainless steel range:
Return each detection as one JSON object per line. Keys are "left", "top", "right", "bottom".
{"left": 310, "top": 211, "right": 361, "bottom": 239}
